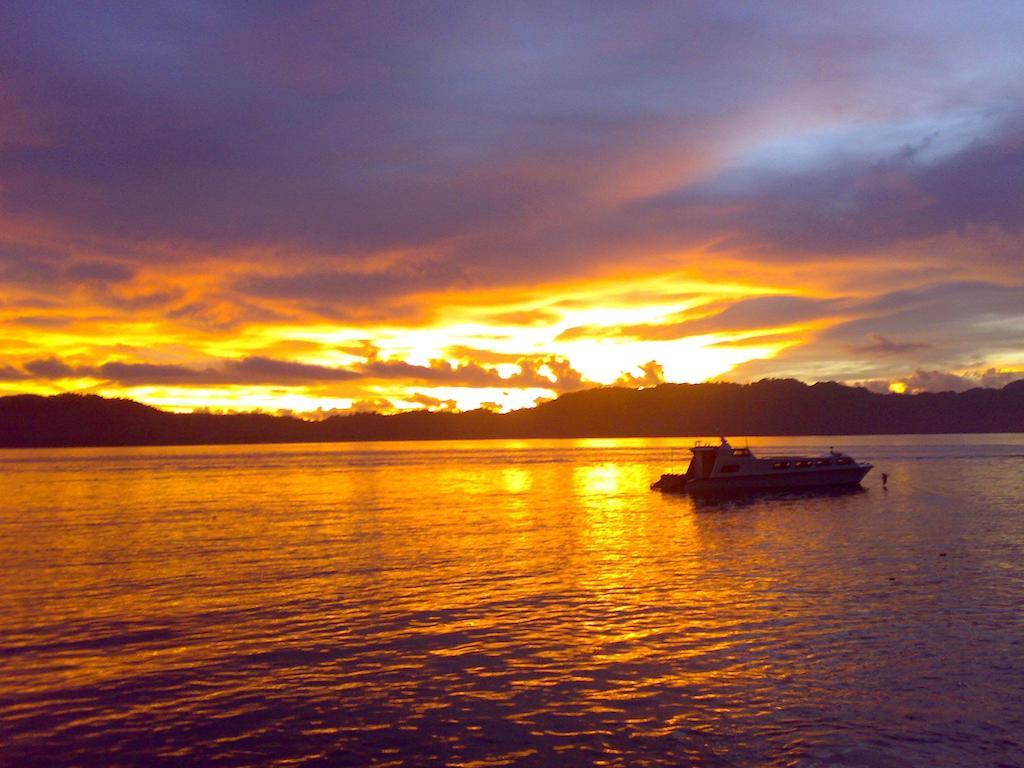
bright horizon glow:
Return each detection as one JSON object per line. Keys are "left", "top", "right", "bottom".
{"left": 3, "top": 262, "right": 1020, "bottom": 412}
{"left": 0, "top": 270, "right": 817, "bottom": 412}
{"left": 1, "top": 4, "right": 1022, "bottom": 412}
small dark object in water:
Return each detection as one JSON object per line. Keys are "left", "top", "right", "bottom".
{"left": 939, "top": 552, "right": 947, "bottom": 557}
{"left": 882, "top": 472, "right": 889, "bottom": 487}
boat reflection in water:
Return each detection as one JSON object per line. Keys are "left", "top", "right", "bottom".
{"left": 652, "top": 437, "right": 873, "bottom": 495}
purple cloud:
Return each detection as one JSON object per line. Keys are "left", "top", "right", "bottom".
{"left": 96, "top": 361, "right": 220, "bottom": 385}
{"left": 0, "top": 364, "right": 29, "bottom": 381}
{"left": 0, "top": 242, "right": 135, "bottom": 290}
{"left": 13, "top": 352, "right": 590, "bottom": 392}
{"left": 224, "top": 356, "right": 361, "bottom": 383}
{"left": 848, "top": 334, "right": 931, "bottom": 357}
{"left": 23, "top": 358, "right": 76, "bottom": 378}
{"left": 236, "top": 263, "right": 468, "bottom": 307}
{"left": 725, "top": 281, "right": 1024, "bottom": 383}
{"left": 64, "top": 260, "right": 135, "bottom": 283}
{"left": 897, "top": 369, "right": 976, "bottom": 393}
{"left": 3, "top": 2, "right": 1022, "bottom": 286}
{"left": 630, "top": 116, "right": 1024, "bottom": 259}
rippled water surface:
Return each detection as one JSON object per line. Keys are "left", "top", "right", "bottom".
{"left": 2, "top": 436, "right": 1023, "bottom": 767}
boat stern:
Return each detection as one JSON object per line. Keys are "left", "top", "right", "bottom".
{"left": 651, "top": 473, "right": 687, "bottom": 492}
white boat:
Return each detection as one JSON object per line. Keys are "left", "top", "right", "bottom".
{"left": 651, "top": 437, "right": 872, "bottom": 494}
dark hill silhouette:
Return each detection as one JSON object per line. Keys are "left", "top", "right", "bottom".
{"left": 1, "top": 379, "right": 1022, "bottom": 447}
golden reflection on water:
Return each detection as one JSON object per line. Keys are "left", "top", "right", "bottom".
{"left": 2, "top": 437, "right": 1024, "bottom": 766}
{"left": 574, "top": 461, "right": 625, "bottom": 500}
{"left": 500, "top": 467, "right": 532, "bottom": 495}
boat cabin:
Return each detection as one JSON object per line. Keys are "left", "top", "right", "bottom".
{"left": 684, "top": 438, "right": 858, "bottom": 480}
{"left": 653, "top": 437, "right": 872, "bottom": 493}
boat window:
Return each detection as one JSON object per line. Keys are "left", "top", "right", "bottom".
{"left": 732, "top": 448, "right": 751, "bottom": 457}
{"left": 836, "top": 457, "right": 853, "bottom": 465}
{"left": 794, "top": 460, "right": 812, "bottom": 468}
{"left": 772, "top": 461, "right": 790, "bottom": 470}
{"left": 815, "top": 458, "right": 832, "bottom": 466}
{"left": 720, "top": 464, "right": 740, "bottom": 473}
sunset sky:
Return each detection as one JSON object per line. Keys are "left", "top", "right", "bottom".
{"left": 2, "top": 2, "right": 1022, "bottom": 414}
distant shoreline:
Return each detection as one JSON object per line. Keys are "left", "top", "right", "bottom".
{"left": 3, "top": 378, "right": 1023, "bottom": 449}
{"left": 4, "top": 433, "right": 1024, "bottom": 455}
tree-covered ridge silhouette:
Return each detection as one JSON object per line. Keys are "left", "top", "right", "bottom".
{"left": 2, "top": 378, "right": 1023, "bottom": 447}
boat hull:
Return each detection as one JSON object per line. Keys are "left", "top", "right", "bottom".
{"left": 653, "top": 465, "right": 872, "bottom": 495}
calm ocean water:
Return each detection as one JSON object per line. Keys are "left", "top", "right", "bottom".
{"left": 1, "top": 435, "right": 1022, "bottom": 767}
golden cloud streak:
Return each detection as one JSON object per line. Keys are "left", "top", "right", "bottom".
{"left": 1, "top": 264, "right": 834, "bottom": 413}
